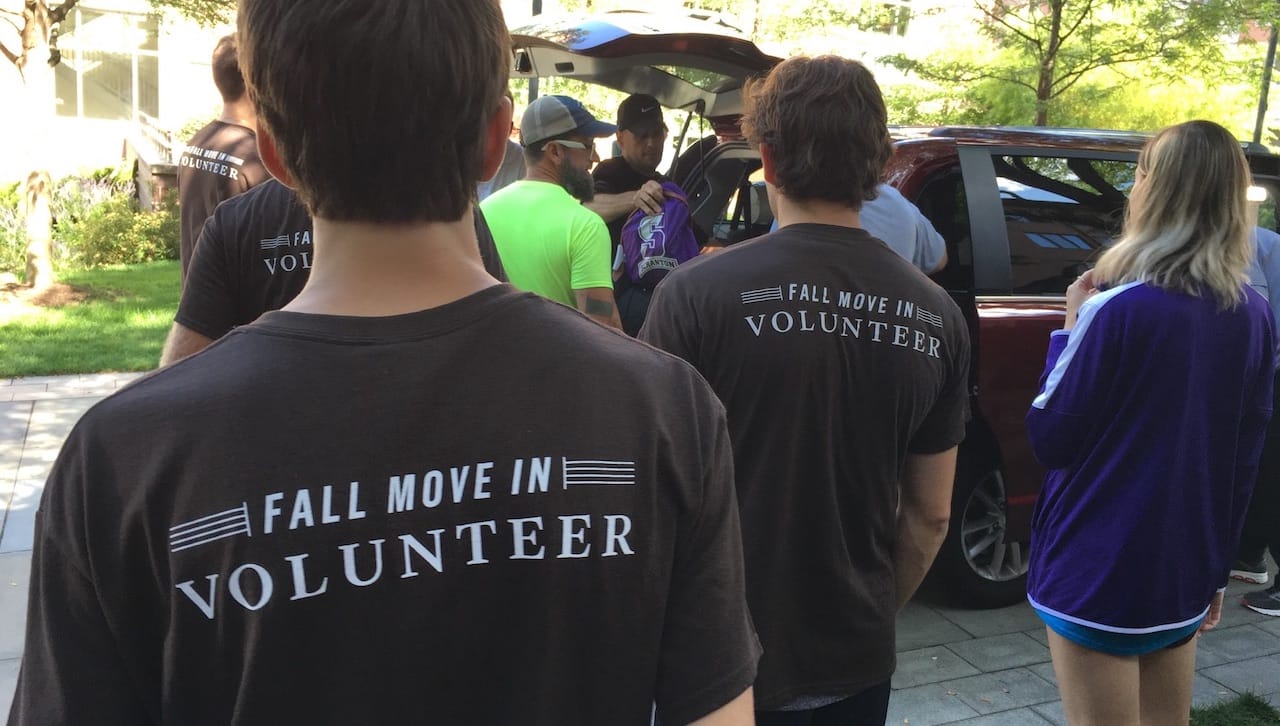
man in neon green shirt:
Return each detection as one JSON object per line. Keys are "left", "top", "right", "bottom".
{"left": 482, "top": 95, "right": 621, "bottom": 329}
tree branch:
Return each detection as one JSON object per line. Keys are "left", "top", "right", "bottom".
{"left": 1057, "top": 0, "right": 1095, "bottom": 45}
{"left": 0, "top": 8, "right": 22, "bottom": 17}
{"left": 0, "top": 15, "right": 19, "bottom": 34}
{"left": 932, "top": 66, "right": 1037, "bottom": 92}
{"left": 885, "top": 51, "right": 1040, "bottom": 93}
{"left": 1049, "top": 48, "right": 1171, "bottom": 96}
{"left": 987, "top": 74, "right": 1039, "bottom": 93}
{"left": 0, "top": 38, "right": 18, "bottom": 67}
{"left": 977, "top": 0, "right": 1043, "bottom": 52}
{"left": 1049, "top": 69, "right": 1095, "bottom": 98}
{"left": 49, "top": 0, "right": 81, "bottom": 25}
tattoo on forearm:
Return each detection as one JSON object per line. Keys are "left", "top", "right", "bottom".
{"left": 585, "top": 298, "right": 615, "bottom": 318}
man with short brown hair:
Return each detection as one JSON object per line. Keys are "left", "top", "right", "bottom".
{"left": 9, "top": 2, "right": 759, "bottom": 724}
{"left": 176, "top": 34, "right": 268, "bottom": 284}
{"left": 641, "top": 55, "right": 971, "bottom": 723}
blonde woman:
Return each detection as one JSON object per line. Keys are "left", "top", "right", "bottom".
{"left": 1025, "top": 120, "right": 1275, "bottom": 725}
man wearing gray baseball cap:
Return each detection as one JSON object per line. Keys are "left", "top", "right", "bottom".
{"left": 482, "top": 95, "right": 623, "bottom": 329}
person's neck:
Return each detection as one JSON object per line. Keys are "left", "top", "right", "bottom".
{"left": 218, "top": 98, "right": 257, "bottom": 131}
{"left": 283, "top": 210, "right": 498, "bottom": 317}
{"left": 523, "top": 161, "right": 562, "bottom": 187}
{"left": 624, "top": 157, "right": 656, "bottom": 177}
{"left": 774, "top": 195, "right": 861, "bottom": 230}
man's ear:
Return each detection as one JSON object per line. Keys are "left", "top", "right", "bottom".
{"left": 480, "top": 95, "right": 516, "bottom": 181}
{"left": 759, "top": 142, "right": 778, "bottom": 187}
{"left": 256, "top": 128, "right": 297, "bottom": 188}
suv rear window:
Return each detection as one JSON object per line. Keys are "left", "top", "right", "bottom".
{"left": 995, "top": 155, "right": 1132, "bottom": 294}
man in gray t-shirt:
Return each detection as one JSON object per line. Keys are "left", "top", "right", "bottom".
{"left": 859, "top": 184, "right": 948, "bottom": 273}
{"left": 770, "top": 182, "right": 947, "bottom": 274}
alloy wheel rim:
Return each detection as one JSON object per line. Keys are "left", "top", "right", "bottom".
{"left": 960, "top": 470, "right": 1029, "bottom": 582}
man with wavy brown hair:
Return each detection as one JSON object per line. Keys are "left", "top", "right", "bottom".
{"left": 8, "top": 1, "right": 760, "bottom": 724}
{"left": 642, "top": 55, "right": 970, "bottom": 724}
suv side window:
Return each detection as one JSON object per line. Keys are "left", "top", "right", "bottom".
{"left": 914, "top": 170, "right": 972, "bottom": 291}
{"left": 995, "top": 155, "right": 1133, "bottom": 294}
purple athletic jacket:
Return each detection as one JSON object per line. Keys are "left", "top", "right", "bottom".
{"left": 1026, "top": 281, "right": 1274, "bottom": 633}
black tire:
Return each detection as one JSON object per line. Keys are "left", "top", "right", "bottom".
{"left": 928, "top": 462, "right": 1029, "bottom": 609}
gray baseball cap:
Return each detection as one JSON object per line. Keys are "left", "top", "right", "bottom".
{"left": 521, "top": 95, "right": 617, "bottom": 148}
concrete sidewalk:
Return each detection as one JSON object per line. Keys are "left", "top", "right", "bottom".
{"left": 892, "top": 577, "right": 1280, "bottom": 724}
{"left": 0, "top": 373, "right": 1277, "bottom": 723}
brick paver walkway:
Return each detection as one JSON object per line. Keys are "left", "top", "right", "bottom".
{"left": 0, "top": 373, "right": 1277, "bottom": 723}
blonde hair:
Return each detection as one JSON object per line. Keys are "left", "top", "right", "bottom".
{"left": 1093, "top": 120, "right": 1253, "bottom": 309}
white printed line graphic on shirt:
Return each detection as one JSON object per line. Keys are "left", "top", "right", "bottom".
{"left": 916, "top": 307, "right": 944, "bottom": 328}
{"left": 563, "top": 458, "right": 637, "bottom": 488}
{"left": 170, "top": 503, "right": 252, "bottom": 553}
{"left": 260, "top": 235, "right": 291, "bottom": 250}
{"left": 740, "top": 287, "right": 784, "bottom": 304}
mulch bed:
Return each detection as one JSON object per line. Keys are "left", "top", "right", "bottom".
{"left": 0, "top": 282, "right": 94, "bottom": 320}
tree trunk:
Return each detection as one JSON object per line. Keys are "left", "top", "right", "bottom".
{"left": 8, "top": 0, "right": 68, "bottom": 289}
{"left": 22, "top": 171, "right": 53, "bottom": 289}
{"left": 1034, "top": 0, "right": 1066, "bottom": 126}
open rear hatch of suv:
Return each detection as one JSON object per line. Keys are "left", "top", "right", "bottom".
{"left": 509, "top": 11, "right": 780, "bottom": 120}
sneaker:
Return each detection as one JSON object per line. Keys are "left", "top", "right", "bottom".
{"left": 1242, "top": 584, "right": 1280, "bottom": 616}
{"left": 1229, "top": 557, "right": 1270, "bottom": 585}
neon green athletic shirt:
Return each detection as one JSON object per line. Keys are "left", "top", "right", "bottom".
{"left": 480, "top": 180, "right": 613, "bottom": 307}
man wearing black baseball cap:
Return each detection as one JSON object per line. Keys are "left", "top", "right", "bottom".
{"left": 587, "top": 94, "right": 706, "bottom": 334}
{"left": 588, "top": 93, "right": 669, "bottom": 242}
{"left": 482, "top": 94, "right": 623, "bottom": 328}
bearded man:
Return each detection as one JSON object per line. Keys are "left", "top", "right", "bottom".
{"left": 482, "top": 95, "right": 621, "bottom": 328}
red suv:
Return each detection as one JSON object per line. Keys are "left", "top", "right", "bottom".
{"left": 512, "top": 13, "right": 1280, "bottom": 607}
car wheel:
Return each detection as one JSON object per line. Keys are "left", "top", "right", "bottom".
{"left": 930, "top": 464, "right": 1029, "bottom": 608}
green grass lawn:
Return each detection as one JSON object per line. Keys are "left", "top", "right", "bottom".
{"left": 0, "top": 261, "right": 179, "bottom": 377}
{"left": 1192, "top": 693, "right": 1280, "bottom": 725}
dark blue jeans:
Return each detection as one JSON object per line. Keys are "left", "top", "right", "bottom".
{"left": 755, "top": 682, "right": 892, "bottom": 726}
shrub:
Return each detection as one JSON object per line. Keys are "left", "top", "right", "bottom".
{"left": 0, "top": 166, "right": 180, "bottom": 277}
{"left": 53, "top": 165, "right": 179, "bottom": 268}
{"left": 0, "top": 165, "right": 177, "bottom": 273}
{"left": 0, "top": 182, "right": 26, "bottom": 278}
{"left": 59, "top": 194, "right": 179, "bottom": 268}
{"left": 0, "top": 181, "right": 19, "bottom": 211}
{"left": 51, "top": 175, "right": 127, "bottom": 264}
{"left": 0, "top": 205, "right": 25, "bottom": 278}
{"left": 53, "top": 167, "right": 132, "bottom": 221}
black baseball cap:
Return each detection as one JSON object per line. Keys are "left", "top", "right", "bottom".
{"left": 617, "top": 94, "right": 667, "bottom": 134}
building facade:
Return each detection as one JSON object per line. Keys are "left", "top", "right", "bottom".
{"left": 1, "top": 0, "right": 231, "bottom": 183}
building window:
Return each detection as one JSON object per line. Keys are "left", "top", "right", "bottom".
{"left": 54, "top": 7, "right": 160, "bottom": 121}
